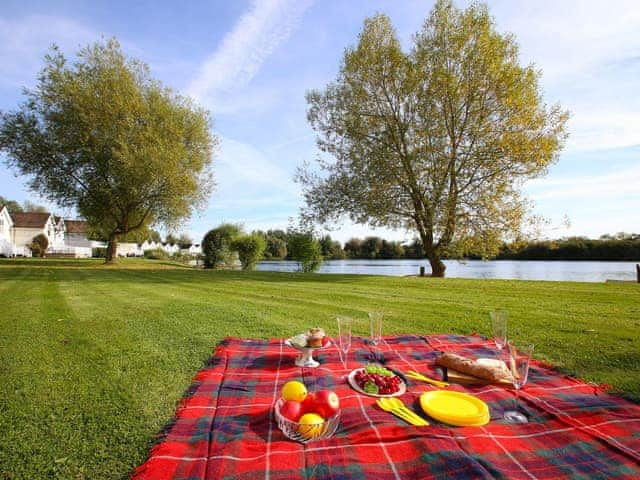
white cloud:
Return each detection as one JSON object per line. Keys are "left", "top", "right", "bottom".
{"left": 488, "top": 0, "right": 640, "bottom": 152}
{"left": 187, "top": 0, "right": 313, "bottom": 112}
{"left": 526, "top": 164, "right": 640, "bottom": 202}
{"left": 214, "top": 136, "right": 298, "bottom": 195}
{"left": 0, "top": 15, "right": 97, "bottom": 90}
{"left": 491, "top": 0, "right": 640, "bottom": 81}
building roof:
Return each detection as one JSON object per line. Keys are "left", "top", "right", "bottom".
{"left": 65, "top": 220, "right": 87, "bottom": 234}
{"left": 10, "top": 212, "right": 52, "bottom": 228}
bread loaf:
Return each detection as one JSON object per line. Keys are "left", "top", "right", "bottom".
{"left": 435, "top": 352, "right": 507, "bottom": 383}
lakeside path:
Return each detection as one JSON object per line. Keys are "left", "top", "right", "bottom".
{"left": 1, "top": 258, "right": 638, "bottom": 478}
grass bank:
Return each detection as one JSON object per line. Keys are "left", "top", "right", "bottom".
{"left": 1, "top": 259, "right": 638, "bottom": 479}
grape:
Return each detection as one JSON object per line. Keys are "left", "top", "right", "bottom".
{"left": 355, "top": 366, "right": 402, "bottom": 395}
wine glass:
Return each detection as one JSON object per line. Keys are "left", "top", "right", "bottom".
{"left": 504, "top": 342, "right": 534, "bottom": 423}
{"left": 368, "top": 312, "right": 384, "bottom": 363}
{"left": 336, "top": 316, "right": 352, "bottom": 369}
{"left": 490, "top": 310, "right": 508, "bottom": 351}
{"left": 368, "top": 312, "right": 383, "bottom": 345}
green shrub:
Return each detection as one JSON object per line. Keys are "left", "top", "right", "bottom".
{"left": 92, "top": 247, "right": 107, "bottom": 258}
{"left": 202, "top": 224, "right": 242, "bottom": 269}
{"left": 233, "top": 234, "right": 266, "bottom": 270}
{"left": 287, "top": 232, "right": 323, "bottom": 272}
{"left": 171, "top": 251, "right": 194, "bottom": 263}
{"left": 29, "top": 233, "right": 49, "bottom": 257}
{"left": 143, "top": 248, "right": 168, "bottom": 260}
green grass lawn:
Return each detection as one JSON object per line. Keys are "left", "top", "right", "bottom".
{"left": 1, "top": 258, "right": 639, "bottom": 479}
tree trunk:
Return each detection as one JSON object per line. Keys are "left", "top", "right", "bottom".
{"left": 428, "top": 254, "right": 446, "bottom": 278}
{"left": 105, "top": 233, "right": 118, "bottom": 264}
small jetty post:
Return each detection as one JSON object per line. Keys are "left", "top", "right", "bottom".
{"left": 419, "top": 266, "right": 426, "bottom": 277}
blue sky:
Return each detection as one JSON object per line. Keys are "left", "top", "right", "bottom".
{"left": 1, "top": 0, "right": 639, "bottom": 244}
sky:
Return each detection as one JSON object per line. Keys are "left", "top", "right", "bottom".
{"left": 0, "top": 0, "right": 639, "bottom": 245}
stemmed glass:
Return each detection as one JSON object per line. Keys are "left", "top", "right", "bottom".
{"left": 490, "top": 310, "right": 508, "bottom": 351}
{"left": 368, "top": 312, "right": 383, "bottom": 345}
{"left": 368, "top": 312, "right": 383, "bottom": 363}
{"left": 504, "top": 342, "right": 534, "bottom": 423}
{"left": 336, "top": 316, "right": 352, "bottom": 369}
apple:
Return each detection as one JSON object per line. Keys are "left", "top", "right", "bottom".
{"left": 280, "top": 400, "right": 303, "bottom": 422}
{"left": 312, "top": 390, "right": 340, "bottom": 418}
{"left": 301, "top": 392, "right": 316, "bottom": 413}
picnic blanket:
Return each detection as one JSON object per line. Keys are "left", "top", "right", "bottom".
{"left": 132, "top": 335, "right": 640, "bottom": 479}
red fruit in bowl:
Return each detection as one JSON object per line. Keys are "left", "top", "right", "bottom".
{"left": 280, "top": 400, "right": 303, "bottom": 422}
{"left": 312, "top": 390, "right": 340, "bottom": 418}
{"left": 301, "top": 392, "right": 316, "bottom": 413}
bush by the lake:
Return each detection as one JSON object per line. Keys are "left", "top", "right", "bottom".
{"left": 202, "top": 223, "right": 242, "bottom": 269}
{"left": 29, "top": 233, "right": 48, "bottom": 257}
{"left": 234, "top": 233, "right": 266, "bottom": 270}
{"left": 144, "top": 248, "right": 169, "bottom": 260}
{"left": 287, "top": 232, "right": 323, "bottom": 272}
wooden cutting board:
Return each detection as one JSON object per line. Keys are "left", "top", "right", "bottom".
{"left": 444, "top": 368, "right": 513, "bottom": 386}
{"left": 443, "top": 358, "right": 514, "bottom": 387}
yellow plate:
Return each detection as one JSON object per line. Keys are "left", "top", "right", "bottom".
{"left": 419, "top": 391, "right": 490, "bottom": 426}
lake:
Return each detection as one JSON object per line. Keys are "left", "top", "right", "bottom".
{"left": 257, "top": 259, "right": 639, "bottom": 283}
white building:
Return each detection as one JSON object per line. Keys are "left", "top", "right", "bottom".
{"left": 8, "top": 211, "right": 61, "bottom": 256}
{"left": 58, "top": 219, "right": 99, "bottom": 257}
{"left": 0, "top": 206, "right": 201, "bottom": 260}
{"left": 184, "top": 244, "right": 202, "bottom": 256}
{"left": 116, "top": 242, "right": 143, "bottom": 257}
{"left": 0, "top": 206, "right": 15, "bottom": 257}
{"left": 161, "top": 242, "right": 180, "bottom": 255}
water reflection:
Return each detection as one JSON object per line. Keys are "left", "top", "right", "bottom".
{"left": 256, "top": 259, "right": 638, "bottom": 283}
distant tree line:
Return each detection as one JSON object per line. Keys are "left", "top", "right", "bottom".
{"left": 494, "top": 234, "right": 640, "bottom": 261}
{"left": 254, "top": 231, "right": 640, "bottom": 262}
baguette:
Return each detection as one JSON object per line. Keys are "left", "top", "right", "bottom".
{"left": 435, "top": 352, "right": 507, "bottom": 383}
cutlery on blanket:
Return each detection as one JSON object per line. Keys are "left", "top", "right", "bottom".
{"left": 376, "top": 398, "right": 429, "bottom": 426}
{"left": 405, "top": 370, "right": 449, "bottom": 388}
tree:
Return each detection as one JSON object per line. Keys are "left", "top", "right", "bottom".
{"left": 362, "top": 236, "right": 383, "bottom": 259}
{"left": 0, "top": 196, "right": 24, "bottom": 213}
{"left": 343, "top": 238, "right": 363, "bottom": 258}
{"left": 29, "top": 233, "right": 48, "bottom": 257}
{"left": 287, "top": 231, "right": 323, "bottom": 273}
{"left": 165, "top": 234, "right": 179, "bottom": 245}
{"left": 202, "top": 223, "right": 242, "bottom": 269}
{"left": 177, "top": 233, "right": 193, "bottom": 249}
{"left": 0, "top": 39, "right": 216, "bottom": 263}
{"left": 148, "top": 230, "right": 162, "bottom": 243}
{"left": 265, "top": 235, "right": 287, "bottom": 259}
{"left": 233, "top": 233, "right": 266, "bottom": 270}
{"left": 298, "top": 1, "right": 568, "bottom": 277}
{"left": 319, "top": 234, "right": 345, "bottom": 259}
{"left": 380, "top": 239, "right": 404, "bottom": 259}
{"left": 23, "top": 200, "right": 48, "bottom": 213}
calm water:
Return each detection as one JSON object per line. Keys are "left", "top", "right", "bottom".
{"left": 257, "top": 259, "right": 639, "bottom": 283}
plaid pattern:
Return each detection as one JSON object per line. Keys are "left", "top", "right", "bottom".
{"left": 132, "top": 335, "right": 640, "bottom": 479}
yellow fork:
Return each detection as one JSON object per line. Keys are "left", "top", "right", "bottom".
{"left": 406, "top": 370, "right": 449, "bottom": 388}
{"left": 378, "top": 398, "right": 429, "bottom": 426}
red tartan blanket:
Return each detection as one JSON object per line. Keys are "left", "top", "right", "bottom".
{"left": 132, "top": 335, "right": 640, "bottom": 479}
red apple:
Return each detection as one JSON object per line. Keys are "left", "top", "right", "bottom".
{"left": 301, "top": 392, "right": 316, "bottom": 413}
{"left": 280, "top": 400, "right": 303, "bottom": 422}
{"left": 312, "top": 390, "right": 340, "bottom": 418}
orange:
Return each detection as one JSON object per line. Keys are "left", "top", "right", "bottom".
{"left": 281, "top": 381, "right": 307, "bottom": 402}
{"left": 298, "top": 413, "right": 325, "bottom": 439}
